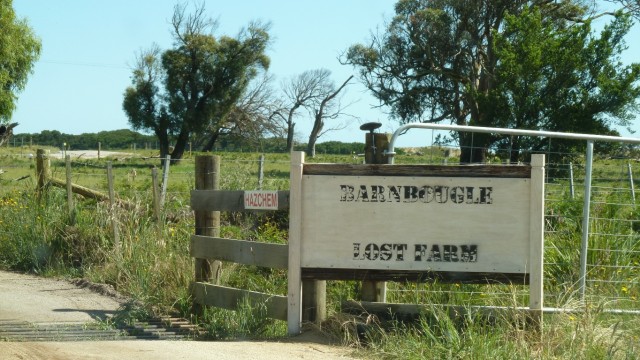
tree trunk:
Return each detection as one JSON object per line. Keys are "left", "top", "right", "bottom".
{"left": 510, "top": 137, "right": 521, "bottom": 164}
{"left": 459, "top": 132, "right": 489, "bottom": 164}
{"left": 0, "top": 123, "right": 17, "bottom": 147}
{"left": 306, "top": 137, "right": 317, "bottom": 157}
{"left": 286, "top": 122, "right": 295, "bottom": 152}
{"left": 306, "top": 114, "right": 323, "bottom": 158}
{"left": 170, "top": 128, "right": 191, "bottom": 164}
{"left": 201, "top": 129, "right": 220, "bottom": 152}
{"left": 156, "top": 128, "right": 170, "bottom": 162}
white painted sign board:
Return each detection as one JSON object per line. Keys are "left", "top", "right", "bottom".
{"left": 301, "top": 176, "right": 530, "bottom": 273}
{"left": 287, "top": 152, "right": 545, "bottom": 335}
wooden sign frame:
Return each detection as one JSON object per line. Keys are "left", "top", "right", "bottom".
{"left": 287, "top": 152, "right": 544, "bottom": 335}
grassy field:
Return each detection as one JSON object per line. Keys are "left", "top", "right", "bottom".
{"left": 1, "top": 145, "right": 639, "bottom": 359}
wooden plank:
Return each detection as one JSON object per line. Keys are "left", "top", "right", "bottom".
{"left": 342, "top": 300, "right": 541, "bottom": 323}
{"left": 303, "top": 163, "right": 531, "bottom": 178}
{"left": 190, "top": 235, "right": 288, "bottom": 269}
{"left": 192, "top": 282, "right": 287, "bottom": 321}
{"left": 49, "top": 177, "right": 136, "bottom": 210}
{"left": 190, "top": 190, "right": 290, "bottom": 211}
{"left": 301, "top": 268, "right": 528, "bottom": 284}
{"left": 287, "top": 151, "right": 304, "bottom": 335}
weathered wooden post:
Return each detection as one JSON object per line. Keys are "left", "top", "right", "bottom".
{"left": 363, "top": 127, "right": 391, "bottom": 165}
{"left": 194, "top": 155, "right": 222, "bottom": 286}
{"left": 107, "top": 162, "right": 120, "bottom": 249}
{"left": 302, "top": 279, "right": 326, "bottom": 324}
{"left": 360, "top": 123, "right": 389, "bottom": 302}
{"left": 65, "top": 155, "right": 75, "bottom": 224}
{"left": 36, "top": 149, "right": 50, "bottom": 199}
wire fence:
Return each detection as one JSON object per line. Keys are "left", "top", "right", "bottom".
{"left": 383, "top": 126, "right": 640, "bottom": 313}
{"left": 2, "top": 137, "right": 639, "bottom": 313}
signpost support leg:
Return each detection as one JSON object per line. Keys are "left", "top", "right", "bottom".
{"left": 361, "top": 132, "right": 390, "bottom": 303}
{"left": 288, "top": 152, "right": 304, "bottom": 335}
{"left": 529, "top": 154, "right": 545, "bottom": 330}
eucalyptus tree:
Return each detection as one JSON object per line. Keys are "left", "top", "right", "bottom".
{"left": 492, "top": 8, "right": 640, "bottom": 161}
{"left": 345, "top": 0, "right": 640, "bottom": 163}
{"left": 123, "top": 3, "right": 270, "bottom": 162}
{"left": 0, "top": 0, "right": 41, "bottom": 124}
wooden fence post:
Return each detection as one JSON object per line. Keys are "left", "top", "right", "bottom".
{"left": 36, "top": 149, "right": 50, "bottom": 199}
{"left": 107, "top": 162, "right": 120, "bottom": 249}
{"left": 361, "top": 133, "right": 389, "bottom": 303}
{"left": 194, "top": 155, "right": 222, "bottom": 285}
{"left": 65, "top": 155, "right": 75, "bottom": 224}
{"left": 302, "top": 280, "right": 326, "bottom": 324}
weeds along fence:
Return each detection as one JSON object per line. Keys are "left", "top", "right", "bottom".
{"left": 190, "top": 155, "right": 291, "bottom": 323}
{"left": 0, "top": 152, "right": 34, "bottom": 194}
{"left": 3, "top": 137, "right": 639, "bottom": 321}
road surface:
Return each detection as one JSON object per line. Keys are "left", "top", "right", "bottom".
{"left": 0, "top": 271, "right": 355, "bottom": 360}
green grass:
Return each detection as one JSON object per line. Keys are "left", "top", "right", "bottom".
{"left": 1, "top": 146, "right": 640, "bottom": 358}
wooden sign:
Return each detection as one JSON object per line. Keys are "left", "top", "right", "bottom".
{"left": 244, "top": 190, "right": 279, "bottom": 210}
{"left": 287, "top": 152, "right": 545, "bottom": 335}
{"left": 301, "top": 176, "right": 529, "bottom": 273}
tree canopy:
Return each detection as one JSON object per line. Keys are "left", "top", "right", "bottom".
{"left": 345, "top": 0, "right": 640, "bottom": 162}
{"left": 0, "top": 0, "right": 41, "bottom": 123}
{"left": 123, "top": 3, "right": 270, "bottom": 162}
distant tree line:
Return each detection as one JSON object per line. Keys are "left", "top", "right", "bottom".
{"left": 13, "top": 128, "right": 366, "bottom": 154}
{"left": 14, "top": 129, "right": 156, "bottom": 150}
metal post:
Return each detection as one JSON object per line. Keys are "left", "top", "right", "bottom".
{"left": 579, "top": 141, "right": 594, "bottom": 301}
{"left": 569, "top": 162, "right": 575, "bottom": 199}
{"left": 628, "top": 163, "right": 635, "bottom": 205}
{"left": 151, "top": 167, "right": 161, "bottom": 223}
{"left": 430, "top": 129, "right": 434, "bottom": 164}
{"left": 258, "top": 154, "right": 265, "bottom": 190}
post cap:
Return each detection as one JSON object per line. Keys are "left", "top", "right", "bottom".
{"left": 359, "top": 122, "right": 382, "bottom": 132}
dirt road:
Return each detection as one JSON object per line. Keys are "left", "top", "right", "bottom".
{"left": 0, "top": 271, "right": 355, "bottom": 360}
{"left": 48, "top": 150, "right": 131, "bottom": 159}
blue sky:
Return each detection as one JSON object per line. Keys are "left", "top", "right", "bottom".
{"left": 10, "top": 1, "right": 640, "bottom": 148}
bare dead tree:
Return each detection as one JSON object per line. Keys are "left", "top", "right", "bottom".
{"left": 281, "top": 69, "right": 333, "bottom": 152}
{"left": 306, "top": 75, "right": 354, "bottom": 157}
{"left": 199, "top": 72, "right": 286, "bottom": 150}
{"left": 171, "top": 2, "right": 218, "bottom": 46}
